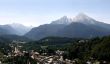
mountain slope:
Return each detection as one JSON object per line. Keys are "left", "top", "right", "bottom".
{"left": 0, "top": 25, "right": 18, "bottom": 35}
{"left": 57, "top": 22, "right": 110, "bottom": 38}
{"left": 25, "top": 24, "right": 66, "bottom": 40}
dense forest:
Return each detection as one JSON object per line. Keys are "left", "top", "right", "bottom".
{"left": 21, "top": 36, "right": 110, "bottom": 63}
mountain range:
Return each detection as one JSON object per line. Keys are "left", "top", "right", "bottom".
{"left": 0, "top": 23, "right": 32, "bottom": 41}
{"left": 0, "top": 23, "right": 32, "bottom": 36}
{"left": 8, "top": 23, "right": 32, "bottom": 35}
{"left": 0, "top": 13, "right": 110, "bottom": 41}
{"left": 25, "top": 13, "right": 110, "bottom": 40}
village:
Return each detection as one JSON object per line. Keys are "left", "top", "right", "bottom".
{"left": 0, "top": 40, "right": 108, "bottom": 64}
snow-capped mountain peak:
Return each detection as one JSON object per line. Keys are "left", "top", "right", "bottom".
{"left": 51, "top": 16, "right": 72, "bottom": 25}
{"left": 51, "top": 13, "right": 98, "bottom": 25}
{"left": 73, "top": 13, "right": 97, "bottom": 24}
{"left": 60, "top": 16, "right": 68, "bottom": 20}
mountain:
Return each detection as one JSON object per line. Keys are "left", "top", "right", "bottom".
{"left": 0, "top": 25, "right": 18, "bottom": 35}
{"left": 8, "top": 23, "right": 32, "bottom": 35}
{"left": 0, "top": 24, "right": 32, "bottom": 42}
{"left": 25, "top": 16, "right": 73, "bottom": 40}
{"left": 0, "top": 23, "right": 32, "bottom": 36}
{"left": 25, "top": 13, "right": 110, "bottom": 40}
{"left": 57, "top": 13, "right": 110, "bottom": 38}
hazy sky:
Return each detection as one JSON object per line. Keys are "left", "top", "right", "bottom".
{"left": 0, "top": 0, "right": 110, "bottom": 26}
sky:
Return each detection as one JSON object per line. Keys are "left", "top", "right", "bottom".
{"left": 0, "top": 0, "right": 110, "bottom": 27}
